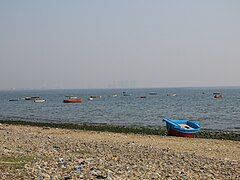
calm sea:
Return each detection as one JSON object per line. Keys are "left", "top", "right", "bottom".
{"left": 0, "top": 88, "right": 239, "bottom": 131}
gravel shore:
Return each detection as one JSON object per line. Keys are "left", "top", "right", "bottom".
{"left": 1, "top": 124, "right": 240, "bottom": 179}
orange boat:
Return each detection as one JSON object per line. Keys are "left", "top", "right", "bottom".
{"left": 63, "top": 98, "right": 83, "bottom": 103}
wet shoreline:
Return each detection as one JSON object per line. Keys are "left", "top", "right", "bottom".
{"left": 1, "top": 119, "right": 239, "bottom": 141}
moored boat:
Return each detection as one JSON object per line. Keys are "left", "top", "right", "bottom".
{"left": 88, "top": 95, "right": 101, "bottom": 101}
{"left": 123, "top": 92, "right": 131, "bottom": 96}
{"left": 163, "top": 118, "right": 200, "bottom": 138}
{"left": 34, "top": 99, "right": 46, "bottom": 103}
{"left": 65, "top": 96, "right": 78, "bottom": 99}
{"left": 25, "top": 96, "right": 40, "bottom": 100}
{"left": 213, "top": 92, "right": 223, "bottom": 99}
{"left": 9, "top": 99, "right": 19, "bottom": 101}
{"left": 63, "top": 98, "right": 83, "bottom": 103}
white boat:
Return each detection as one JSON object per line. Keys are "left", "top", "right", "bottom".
{"left": 34, "top": 99, "right": 46, "bottom": 103}
{"left": 65, "top": 96, "right": 78, "bottom": 99}
{"left": 88, "top": 95, "right": 101, "bottom": 100}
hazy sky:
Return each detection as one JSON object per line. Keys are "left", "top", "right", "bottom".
{"left": 1, "top": 0, "right": 240, "bottom": 89}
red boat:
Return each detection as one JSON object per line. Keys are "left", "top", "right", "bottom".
{"left": 63, "top": 98, "right": 83, "bottom": 103}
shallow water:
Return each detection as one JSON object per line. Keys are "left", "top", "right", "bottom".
{"left": 0, "top": 88, "right": 240, "bottom": 131}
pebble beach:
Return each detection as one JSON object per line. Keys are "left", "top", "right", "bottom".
{"left": 1, "top": 124, "right": 240, "bottom": 179}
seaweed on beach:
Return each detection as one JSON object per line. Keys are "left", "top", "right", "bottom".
{"left": 0, "top": 120, "right": 239, "bottom": 141}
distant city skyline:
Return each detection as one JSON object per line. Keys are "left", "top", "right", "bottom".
{"left": 1, "top": 0, "right": 240, "bottom": 90}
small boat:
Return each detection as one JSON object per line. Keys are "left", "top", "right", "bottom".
{"left": 88, "top": 95, "right": 101, "bottom": 101}
{"left": 34, "top": 99, "right": 46, "bottom": 103}
{"left": 140, "top": 96, "right": 146, "bottom": 99}
{"left": 167, "top": 93, "right": 176, "bottom": 97}
{"left": 9, "top": 99, "right": 19, "bottom": 101}
{"left": 24, "top": 97, "right": 31, "bottom": 100}
{"left": 63, "top": 98, "right": 83, "bottom": 103}
{"left": 25, "top": 96, "right": 40, "bottom": 100}
{"left": 149, "top": 92, "right": 157, "bottom": 95}
{"left": 123, "top": 92, "right": 131, "bottom": 96}
{"left": 65, "top": 96, "right": 78, "bottom": 99}
{"left": 213, "top": 92, "right": 223, "bottom": 99}
{"left": 163, "top": 118, "right": 201, "bottom": 138}
{"left": 88, "top": 97, "right": 94, "bottom": 101}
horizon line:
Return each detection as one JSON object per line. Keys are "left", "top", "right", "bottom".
{"left": 1, "top": 85, "right": 240, "bottom": 91}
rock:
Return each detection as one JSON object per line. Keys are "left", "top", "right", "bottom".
{"left": 91, "top": 168, "right": 108, "bottom": 179}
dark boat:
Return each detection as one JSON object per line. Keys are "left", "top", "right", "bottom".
{"left": 213, "top": 92, "right": 223, "bottom": 99}
{"left": 163, "top": 118, "right": 200, "bottom": 138}
{"left": 123, "top": 92, "right": 131, "bottom": 96}
{"left": 9, "top": 99, "right": 19, "bottom": 101}
{"left": 25, "top": 96, "right": 40, "bottom": 100}
{"left": 149, "top": 92, "right": 157, "bottom": 95}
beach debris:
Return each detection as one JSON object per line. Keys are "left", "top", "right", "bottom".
{"left": 90, "top": 168, "right": 108, "bottom": 179}
{"left": 58, "top": 158, "right": 67, "bottom": 168}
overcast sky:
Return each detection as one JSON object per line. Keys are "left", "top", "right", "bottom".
{"left": 0, "top": 0, "right": 240, "bottom": 90}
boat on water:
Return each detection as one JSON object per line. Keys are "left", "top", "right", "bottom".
{"left": 34, "top": 99, "right": 46, "bottom": 103}
{"left": 63, "top": 97, "right": 83, "bottom": 103}
{"left": 213, "top": 92, "right": 223, "bottom": 99}
{"left": 163, "top": 118, "right": 201, "bottom": 138}
{"left": 88, "top": 95, "right": 101, "bottom": 101}
{"left": 167, "top": 93, "right": 177, "bottom": 97}
{"left": 123, "top": 92, "right": 131, "bottom": 96}
{"left": 65, "top": 96, "right": 78, "bottom": 99}
{"left": 9, "top": 99, "right": 19, "bottom": 101}
{"left": 25, "top": 96, "right": 40, "bottom": 100}
{"left": 149, "top": 92, "right": 157, "bottom": 95}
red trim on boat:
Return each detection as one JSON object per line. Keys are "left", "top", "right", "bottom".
{"left": 167, "top": 129, "right": 195, "bottom": 138}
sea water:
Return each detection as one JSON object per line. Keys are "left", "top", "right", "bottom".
{"left": 0, "top": 88, "right": 239, "bottom": 131}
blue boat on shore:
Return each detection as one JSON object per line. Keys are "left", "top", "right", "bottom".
{"left": 163, "top": 118, "right": 201, "bottom": 138}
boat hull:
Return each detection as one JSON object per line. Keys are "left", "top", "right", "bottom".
{"left": 167, "top": 128, "right": 196, "bottom": 138}
{"left": 34, "top": 99, "right": 46, "bottom": 103}
{"left": 163, "top": 118, "right": 200, "bottom": 138}
{"left": 63, "top": 99, "right": 83, "bottom": 103}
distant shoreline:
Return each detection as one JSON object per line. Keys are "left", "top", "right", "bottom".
{"left": 1, "top": 119, "right": 239, "bottom": 141}
{"left": 1, "top": 85, "right": 240, "bottom": 91}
